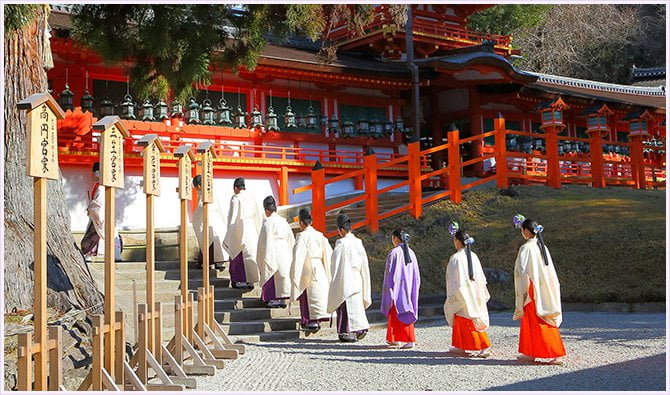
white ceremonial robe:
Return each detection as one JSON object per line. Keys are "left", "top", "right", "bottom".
{"left": 444, "top": 248, "right": 490, "bottom": 331}
{"left": 256, "top": 212, "right": 295, "bottom": 298}
{"left": 327, "top": 233, "right": 371, "bottom": 332}
{"left": 290, "top": 225, "right": 332, "bottom": 320}
{"left": 192, "top": 191, "right": 230, "bottom": 263}
{"left": 223, "top": 189, "right": 263, "bottom": 283}
{"left": 514, "top": 238, "right": 562, "bottom": 327}
{"left": 88, "top": 183, "right": 122, "bottom": 260}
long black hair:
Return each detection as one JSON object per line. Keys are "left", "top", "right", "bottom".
{"left": 522, "top": 218, "right": 549, "bottom": 266}
{"left": 393, "top": 228, "right": 411, "bottom": 265}
{"left": 454, "top": 230, "right": 475, "bottom": 281}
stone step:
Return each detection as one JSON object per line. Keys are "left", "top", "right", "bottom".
{"left": 230, "top": 329, "right": 302, "bottom": 343}
{"left": 220, "top": 306, "right": 301, "bottom": 323}
{"left": 110, "top": 277, "right": 232, "bottom": 291}
{"left": 221, "top": 317, "right": 300, "bottom": 335}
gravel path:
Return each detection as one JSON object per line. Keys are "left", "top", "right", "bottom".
{"left": 194, "top": 312, "right": 666, "bottom": 392}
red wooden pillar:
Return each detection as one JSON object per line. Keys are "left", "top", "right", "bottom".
{"left": 311, "top": 161, "right": 327, "bottom": 232}
{"left": 544, "top": 125, "right": 562, "bottom": 189}
{"left": 493, "top": 113, "right": 508, "bottom": 189}
{"left": 447, "top": 126, "right": 462, "bottom": 203}
{"left": 279, "top": 166, "right": 289, "bottom": 206}
{"left": 629, "top": 134, "right": 647, "bottom": 189}
{"left": 588, "top": 131, "right": 606, "bottom": 188}
{"left": 408, "top": 141, "right": 422, "bottom": 219}
{"left": 364, "top": 149, "right": 379, "bottom": 234}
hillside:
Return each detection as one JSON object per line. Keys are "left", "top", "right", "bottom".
{"left": 356, "top": 185, "right": 666, "bottom": 308}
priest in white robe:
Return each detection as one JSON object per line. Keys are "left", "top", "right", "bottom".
{"left": 192, "top": 175, "right": 229, "bottom": 270}
{"left": 444, "top": 223, "right": 491, "bottom": 357}
{"left": 223, "top": 177, "right": 263, "bottom": 289}
{"left": 328, "top": 214, "right": 371, "bottom": 342}
{"left": 256, "top": 195, "right": 295, "bottom": 308}
{"left": 290, "top": 208, "right": 332, "bottom": 333}
{"left": 81, "top": 162, "right": 122, "bottom": 262}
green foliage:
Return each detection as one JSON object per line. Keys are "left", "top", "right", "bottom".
{"left": 71, "top": 5, "right": 364, "bottom": 102}
{"left": 4, "top": 4, "right": 41, "bottom": 32}
{"left": 467, "top": 5, "right": 551, "bottom": 36}
{"left": 356, "top": 186, "right": 665, "bottom": 307}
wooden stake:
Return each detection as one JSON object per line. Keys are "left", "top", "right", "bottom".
{"left": 33, "top": 176, "right": 48, "bottom": 390}
{"left": 146, "top": 193, "right": 155, "bottom": 356}
{"left": 104, "top": 185, "right": 116, "bottom": 378}
{"left": 48, "top": 326, "right": 62, "bottom": 391}
{"left": 114, "top": 311, "right": 125, "bottom": 386}
{"left": 17, "top": 333, "right": 32, "bottom": 390}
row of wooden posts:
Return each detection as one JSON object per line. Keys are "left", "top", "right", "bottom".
{"left": 17, "top": 93, "right": 245, "bottom": 391}
{"left": 298, "top": 114, "right": 661, "bottom": 237}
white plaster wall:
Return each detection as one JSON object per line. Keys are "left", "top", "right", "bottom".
{"left": 63, "top": 165, "right": 275, "bottom": 231}
{"left": 336, "top": 144, "right": 363, "bottom": 163}
{"left": 297, "top": 142, "right": 329, "bottom": 162}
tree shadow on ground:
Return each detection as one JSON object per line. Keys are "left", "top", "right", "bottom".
{"left": 485, "top": 354, "right": 666, "bottom": 391}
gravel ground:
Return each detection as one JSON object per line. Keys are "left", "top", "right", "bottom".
{"left": 194, "top": 312, "right": 666, "bottom": 392}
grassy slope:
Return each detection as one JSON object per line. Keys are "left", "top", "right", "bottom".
{"left": 356, "top": 185, "right": 666, "bottom": 308}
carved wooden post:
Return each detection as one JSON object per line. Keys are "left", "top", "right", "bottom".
{"left": 137, "top": 134, "right": 166, "bottom": 364}
{"left": 93, "top": 115, "right": 130, "bottom": 380}
{"left": 17, "top": 93, "right": 65, "bottom": 391}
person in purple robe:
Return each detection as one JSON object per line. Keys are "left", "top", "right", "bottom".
{"left": 381, "top": 228, "right": 421, "bottom": 349}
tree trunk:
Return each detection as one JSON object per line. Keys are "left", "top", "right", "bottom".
{"left": 4, "top": 5, "right": 103, "bottom": 314}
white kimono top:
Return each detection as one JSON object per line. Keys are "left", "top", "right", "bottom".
{"left": 514, "top": 238, "right": 563, "bottom": 327}
{"left": 290, "top": 226, "right": 332, "bottom": 320}
{"left": 444, "top": 248, "right": 490, "bottom": 331}
{"left": 192, "top": 191, "right": 229, "bottom": 262}
{"left": 256, "top": 212, "right": 295, "bottom": 298}
{"left": 223, "top": 189, "right": 263, "bottom": 283}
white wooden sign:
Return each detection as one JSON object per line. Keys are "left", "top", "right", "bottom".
{"left": 94, "top": 117, "right": 130, "bottom": 189}
{"left": 138, "top": 134, "right": 166, "bottom": 196}
{"left": 175, "top": 145, "right": 195, "bottom": 200}
{"left": 196, "top": 141, "right": 217, "bottom": 204}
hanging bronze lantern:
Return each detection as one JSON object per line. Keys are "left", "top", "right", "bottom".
{"left": 80, "top": 89, "right": 95, "bottom": 114}
{"left": 383, "top": 120, "right": 393, "bottom": 135}
{"left": 170, "top": 99, "right": 183, "bottom": 118}
{"left": 250, "top": 106, "right": 263, "bottom": 128}
{"left": 201, "top": 98, "right": 215, "bottom": 125}
{"left": 342, "top": 119, "right": 355, "bottom": 137}
{"left": 121, "top": 94, "right": 136, "bottom": 120}
{"left": 234, "top": 106, "right": 247, "bottom": 128}
{"left": 155, "top": 99, "right": 169, "bottom": 121}
{"left": 59, "top": 84, "right": 75, "bottom": 111}
{"left": 306, "top": 105, "right": 317, "bottom": 129}
{"left": 357, "top": 117, "right": 369, "bottom": 135}
{"left": 266, "top": 106, "right": 279, "bottom": 131}
{"left": 185, "top": 97, "right": 200, "bottom": 124}
{"left": 284, "top": 105, "right": 296, "bottom": 128}
{"left": 217, "top": 98, "right": 232, "bottom": 126}
{"left": 297, "top": 113, "right": 306, "bottom": 128}
{"left": 329, "top": 115, "right": 340, "bottom": 134}
{"left": 394, "top": 116, "right": 404, "bottom": 132}
{"left": 141, "top": 98, "right": 155, "bottom": 121}
{"left": 99, "top": 96, "right": 115, "bottom": 116}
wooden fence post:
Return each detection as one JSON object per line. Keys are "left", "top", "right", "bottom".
{"left": 588, "top": 131, "right": 606, "bottom": 188}
{"left": 92, "top": 315, "right": 103, "bottom": 391}
{"left": 447, "top": 126, "right": 462, "bottom": 203}
{"left": 408, "top": 141, "right": 422, "bottom": 219}
{"left": 48, "top": 326, "right": 62, "bottom": 391}
{"left": 17, "top": 333, "right": 32, "bottom": 391}
{"left": 311, "top": 161, "right": 327, "bottom": 232}
{"left": 493, "top": 113, "right": 508, "bottom": 189}
{"left": 114, "top": 311, "right": 125, "bottom": 386}
{"left": 279, "top": 166, "right": 289, "bottom": 206}
{"left": 364, "top": 148, "right": 379, "bottom": 234}
{"left": 544, "top": 126, "right": 562, "bottom": 189}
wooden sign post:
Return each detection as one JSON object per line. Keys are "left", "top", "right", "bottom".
{"left": 93, "top": 116, "right": 130, "bottom": 384}
{"left": 16, "top": 93, "right": 65, "bottom": 391}
{"left": 193, "top": 142, "right": 245, "bottom": 360}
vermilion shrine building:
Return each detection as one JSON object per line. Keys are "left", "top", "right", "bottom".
{"left": 46, "top": 5, "right": 666, "bottom": 233}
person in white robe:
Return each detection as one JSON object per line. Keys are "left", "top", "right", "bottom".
{"left": 328, "top": 214, "right": 371, "bottom": 342}
{"left": 192, "top": 175, "right": 229, "bottom": 270}
{"left": 290, "top": 208, "right": 332, "bottom": 333}
{"left": 256, "top": 195, "right": 295, "bottom": 308}
{"left": 444, "top": 222, "right": 491, "bottom": 357}
{"left": 223, "top": 177, "right": 263, "bottom": 289}
{"left": 81, "top": 162, "right": 122, "bottom": 262}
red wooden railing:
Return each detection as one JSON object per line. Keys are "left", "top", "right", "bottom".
{"left": 294, "top": 114, "right": 666, "bottom": 236}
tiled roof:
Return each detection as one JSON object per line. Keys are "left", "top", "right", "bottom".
{"left": 631, "top": 66, "right": 665, "bottom": 79}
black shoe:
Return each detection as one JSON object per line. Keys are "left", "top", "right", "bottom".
{"left": 356, "top": 330, "right": 368, "bottom": 340}
{"left": 215, "top": 262, "right": 226, "bottom": 271}
{"left": 265, "top": 300, "right": 282, "bottom": 308}
{"left": 300, "top": 323, "right": 320, "bottom": 333}
{"left": 339, "top": 333, "right": 357, "bottom": 342}
{"left": 278, "top": 303, "right": 287, "bottom": 308}
{"left": 232, "top": 282, "right": 245, "bottom": 289}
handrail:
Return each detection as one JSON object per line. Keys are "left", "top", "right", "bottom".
{"left": 459, "top": 130, "right": 497, "bottom": 144}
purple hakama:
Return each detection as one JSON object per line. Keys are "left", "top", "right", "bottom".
{"left": 229, "top": 252, "right": 247, "bottom": 284}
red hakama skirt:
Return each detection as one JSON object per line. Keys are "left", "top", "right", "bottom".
{"left": 386, "top": 304, "right": 415, "bottom": 343}
{"left": 452, "top": 315, "right": 491, "bottom": 351}
{"left": 519, "top": 281, "right": 566, "bottom": 359}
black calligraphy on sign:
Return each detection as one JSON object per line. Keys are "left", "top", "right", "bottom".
{"left": 151, "top": 144, "right": 158, "bottom": 193}
{"left": 181, "top": 156, "right": 191, "bottom": 199}
{"left": 39, "top": 104, "right": 49, "bottom": 173}
{"left": 110, "top": 128, "right": 119, "bottom": 183}
{"left": 205, "top": 153, "right": 213, "bottom": 200}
